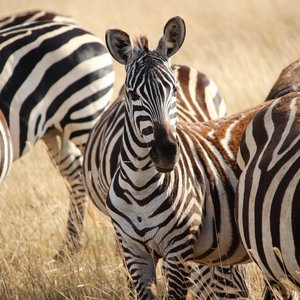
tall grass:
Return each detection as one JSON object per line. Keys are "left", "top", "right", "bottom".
{"left": 0, "top": 143, "right": 128, "bottom": 299}
{"left": 0, "top": 0, "right": 299, "bottom": 298}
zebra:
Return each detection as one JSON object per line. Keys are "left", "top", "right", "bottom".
{"left": 83, "top": 63, "right": 226, "bottom": 214}
{"left": 83, "top": 62, "right": 249, "bottom": 299}
{"left": 264, "top": 59, "right": 300, "bottom": 299}
{"left": 240, "top": 59, "right": 300, "bottom": 299}
{"left": 0, "top": 109, "right": 12, "bottom": 184}
{"left": 0, "top": 10, "right": 76, "bottom": 30}
{"left": 266, "top": 59, "right": 300, "bottom": 100}
{"left": 236, "top": 93, "right": 300, "bottom": 299}
{"left": 89, "top": 16, "right": 266, "bottom": 299}
{"left": 0, "top": 18, "right": 114, "bottom": 257}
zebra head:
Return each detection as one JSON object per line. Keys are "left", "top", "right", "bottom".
{"left": 106, "top": 16, "right": 186, "bottom": 173}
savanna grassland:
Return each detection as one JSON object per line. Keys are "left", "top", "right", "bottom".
{"left": 0, "top": 0, "right": 300, "bottom": 299}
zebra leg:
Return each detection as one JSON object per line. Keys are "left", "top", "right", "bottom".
{"left": 163, "top": 257, "right": 190, "bottom": 300}
{"left": 188, "top": 264, "right": 250, "bottom": 299}
{"left": 188, "top": 263, "right": 217, "bottom": 299}
{"left": 122, "top": 244, "right": 158, "bottom": 299}
{"left": 43, "top": 128, "right": 88, "bottom": 259}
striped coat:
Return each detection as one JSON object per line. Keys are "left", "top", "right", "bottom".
{"left": 0, "top": 13, "right": 114, "bottom": 257}
{"left": 83, "top": 64, "right": 225, "bottom": 213}
{"left": 237, "top": 93, "right": 300, "bottom": 298}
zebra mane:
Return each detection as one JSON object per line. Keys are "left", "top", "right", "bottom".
{"left": 133, "top": 35, "right": 149, "bottom": 51}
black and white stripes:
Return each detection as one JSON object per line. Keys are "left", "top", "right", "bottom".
{"left": 83, "top": 62, "right": 227, "bottom": 213}
{"left": 189, "top": 264, "right": 249, "bottom": 299}
{"left": 236, "top": 93, "right": 300, "bottom": 298}
{"left": 0, "top": 12, "right": 114, "bottom": 256}
{"left": 0, "top": 20, "right": 113, "bottom": 157}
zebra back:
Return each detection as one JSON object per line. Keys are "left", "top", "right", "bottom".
{"left": 0, "top": 10, "right": 76, "bottom": 30}
{"left": 266, "top": 59, "right": 300, "bottom": 100}
{"left": 172, "top": 64, "right": 226, "bottom": 122}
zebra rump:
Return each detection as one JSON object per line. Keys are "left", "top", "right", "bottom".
{"left": 0, "top": 13, "right": 114, "bottom": 256}
{"left": 237, "top": 93, "right": 300, "bottom": 298}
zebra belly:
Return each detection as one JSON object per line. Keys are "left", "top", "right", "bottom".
{"left": 193, "top": 213, "right": 249, "bottom": 265}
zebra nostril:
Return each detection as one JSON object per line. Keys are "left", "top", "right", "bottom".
{"left": 159, "top": 136, "right": 178, "bottom": 157}
{"left": 149, "top": 144, "right": 158, "bottom": 162}
{"left": 149, "top": 139, "right": 178, "bottom": 173}
{"left": 168, "top": 141, "right": 178, "bottom": 157}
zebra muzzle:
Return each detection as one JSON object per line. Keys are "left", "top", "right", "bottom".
{"left": 149, "top": 123, "right": 179, "bottom": 172}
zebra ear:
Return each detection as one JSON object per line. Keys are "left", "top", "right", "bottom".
{"left": 156, "top": 16, "right": 186, "bottom": 58}
{"left": 105, "top": 29, "right": 133, "bottom": 65}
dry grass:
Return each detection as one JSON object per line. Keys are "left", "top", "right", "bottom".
{"left": 0, "top": 143, "right": 130, "bottom": 299}
{"left": 0, "top": 0, "right": 300, "bottom": 299}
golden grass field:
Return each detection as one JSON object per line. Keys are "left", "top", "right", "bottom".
{"left": 0, "top": 0, "right": 300, "bottom": 299}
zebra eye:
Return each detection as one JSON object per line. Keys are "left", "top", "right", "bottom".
{"left": 128, "top": 91, "right": 140, "bottom": 101}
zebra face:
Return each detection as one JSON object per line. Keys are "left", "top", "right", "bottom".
{"left": 125, "top": 65, "right": 179, "bottom": 172}
{"left": 105, "top": 16, "right": 186, "bottom": 172}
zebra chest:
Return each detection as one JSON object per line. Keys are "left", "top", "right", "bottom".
{"left": 109, "top": 190, "right": 169, "bottom": 232}
{"left": 107, "top": 179, "right": 203, "bottom": 256}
